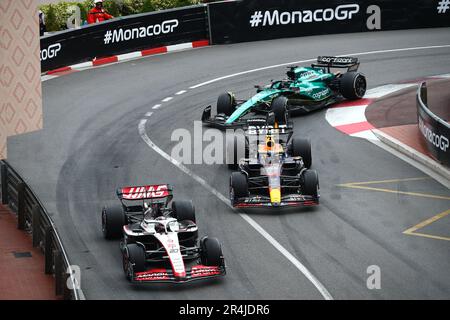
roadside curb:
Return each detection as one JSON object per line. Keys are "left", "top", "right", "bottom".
{"left": 326, "top": 75, "right": 450, "bottom": 184}
{"left": 42, "top": 39, "right": 209, "bottom": 80}
{"left": 372, "top": 129, "right": 450, "bottom": 181}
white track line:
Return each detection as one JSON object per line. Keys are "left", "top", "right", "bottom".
{"left": 162, "top": 97, "right": 173, "bottom": 103}
{"left": 152, "top": 104, "right": 162, "bottom": 110}
{"left": 190, "top": 44, "right": 450, "bottom": 89}
{"left": 145, "top": 112, "right": 153, "bottom": 117}
{"left": 138, "top": 119, "right": 333, "bottom": 300}
{"left": 189, "top": 58, "right": 314, "bottom": 89}
{"left": 175, "top": 90, "right": 187, "bottom": 95}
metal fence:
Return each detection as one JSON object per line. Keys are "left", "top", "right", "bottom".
{"left": 0, "top": 160, "right": 82, "bottom": 300}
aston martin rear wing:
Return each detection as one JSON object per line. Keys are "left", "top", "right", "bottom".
{"left": 313, "top": 56, "right": 360, "bottom": 72}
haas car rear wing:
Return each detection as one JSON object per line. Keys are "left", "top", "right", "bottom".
{"left": 117, "top": 184, "right": 173, "bottom": 200}
{"left": 313, "top": 56, "right": 360, "bottom": 72}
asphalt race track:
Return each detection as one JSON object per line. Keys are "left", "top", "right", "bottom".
{"left": 8, "top": 28, "right": 450, "bottom": 299}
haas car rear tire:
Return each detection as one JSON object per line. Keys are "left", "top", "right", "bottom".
{"left": 172, "top": 200, "right": 196, "bottom": 223}
{"left": 217, "top": 92, "right": 235, "bottom": 116}
{"left": 270, "top": 96, "right": 289, "bottom": 126}
{"left": 123, "top": 244, "right": 146, "bottom": 281}
{"left": 303, "top": 170, "right": 319, "bottom": 199}
{"left": 339, "top": 72, "right": 366, "bottom": 100}
{"left": 230, "top": 172, "right": 248, "bottom": 205}
{"left": 291, "top": 137, "right": 312, "bottom": 169}
{"left": 102, "top": 205, "right": 126, "bottom": 240}
{"left": 200, "top": 237, "right": 223, "bottom": 266}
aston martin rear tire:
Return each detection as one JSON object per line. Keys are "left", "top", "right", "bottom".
{"left": 340, "top": 72, "right": 366, "bottom": 100}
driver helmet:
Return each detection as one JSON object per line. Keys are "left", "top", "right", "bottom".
{"left": 143, "top": 202, "right": 163, "bottom": 219}
{"left": 258, "top": 134, "right": 283, "bottom": 154}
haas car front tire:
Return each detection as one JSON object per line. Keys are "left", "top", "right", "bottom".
{"left": 102, "top": 205, "right": 126, "bottom": 240}
{"left": 200, "top": 237, "right": 223, "bottom": 267}
{"left": 217, "top": 92, "right": 235, "bottom": 116}
{"left": 339, "top": 72, "right": 366, "bottom": 100}
{"left": 123, "top": 244, "right": 146, "bottom": 281}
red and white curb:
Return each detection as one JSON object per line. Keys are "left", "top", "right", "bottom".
{"left": 325, "top": 74, "right": 450, "bottom": 142}
{"left": 41, "top": 39, "right": 209, "bottom": 82}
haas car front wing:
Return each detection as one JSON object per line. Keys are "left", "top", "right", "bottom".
{"left": 133, "top": 264, "right": 226, "bottom": 283}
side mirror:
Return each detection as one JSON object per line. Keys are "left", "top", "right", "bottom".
{"left": 202, "top": 105, "right": 211, "bottom": 122}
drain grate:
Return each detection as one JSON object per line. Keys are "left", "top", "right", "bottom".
{"left": 13, "top": 251, "right": 32, "bottom": 258}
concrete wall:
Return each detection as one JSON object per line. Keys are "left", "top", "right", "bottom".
{"left": 0, "top": 0, "right": 43, "bottom": 159}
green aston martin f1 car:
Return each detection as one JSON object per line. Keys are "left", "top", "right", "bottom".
{"left": 201, "top": 56, "right": 366, "bottom": 129}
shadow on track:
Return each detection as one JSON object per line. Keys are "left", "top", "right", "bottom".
{"left": 236, "top": 206, "right": 319, "bottom": 216}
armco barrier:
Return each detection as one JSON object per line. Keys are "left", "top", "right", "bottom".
{"left": 40, "top": 5, "right": 208, "bottom": 72}
{"left": 0, "top": 160, "right": 82, "bottom": 300}
{"left": 208, "top": 0, "right": 450, "bottom": 44}
{"left": 417, "top": 82, "right": 450, "bottom": 166}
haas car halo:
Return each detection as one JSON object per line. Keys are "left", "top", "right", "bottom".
{"left": 101, "top": 184, "right": 226, "bottom": 283}
{"left": 202, "top": 56, "right": 366, "bottom": 128}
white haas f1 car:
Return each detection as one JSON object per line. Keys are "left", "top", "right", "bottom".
{"left": 101, "top": 184, "right": 226, "bottom": 283}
